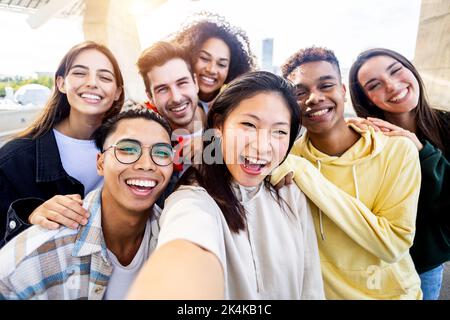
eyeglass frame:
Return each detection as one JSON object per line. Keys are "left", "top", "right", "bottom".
{"left": 102, "top": 138, "right": 174, "bottom": 167}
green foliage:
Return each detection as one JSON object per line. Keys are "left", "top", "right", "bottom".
{"left": 0, "top": 75, "right": 54, "bottom": 98}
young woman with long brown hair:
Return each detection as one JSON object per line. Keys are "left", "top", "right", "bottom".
{"left": 349, "top": 48, "right": 450, "bottom": 300}
{"left": 0, "top": 41, "right": 124, "bottom": 247}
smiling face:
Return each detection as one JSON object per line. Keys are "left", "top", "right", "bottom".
{"left": 194, "top": 37, "right": 231, "bottom": 101}
{"left": 56, "top": 48, "right": 122, "bottom": 118}
{"left": 97, "top": 118, "right": 173, "bottom": 214}
{"left": 147, "top": 58, "right": 199, "bottom": 130}
{"left": 218, "top": 92, "right": 291, "bottom": 187}
{"left": 288, "top": 60, "right": 346, "bottom": 135}
{"left": 357, "top": 55, "right": 420, "bottom": 115}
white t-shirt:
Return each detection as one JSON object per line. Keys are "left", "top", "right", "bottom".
{"left": 104, "top": 219, "right": 152, "bottom": 300}
{"left": 53, "top": 129, "right": 103, "bottom": 195}
{"left": 158, "top": 183, "right": 325, "bottom": 300}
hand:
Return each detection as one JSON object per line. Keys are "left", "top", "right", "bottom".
{"left": 346, "top": 117, "right": 386, "bottom": 132}
{"left": 367, "top": 117, "right": 423, "bottom": 151}
{"left": 274, "top": 171, "right": 294, "bottom": 190}
{"left": 28, "top": 194, "right": 89, "bottom": 230}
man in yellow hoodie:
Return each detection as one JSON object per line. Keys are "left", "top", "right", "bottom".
{"left": 271, "top": 47, "right": 422, "bottom": 299}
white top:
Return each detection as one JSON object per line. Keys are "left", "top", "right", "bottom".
{"left": 158, "top": 183, "right": 325, "bottom": 300}
{"left": 53, "top": 129, "right": 103, "bottom": 196}
{"left": 104, "top": 219, "right": 152, "bottom": 300}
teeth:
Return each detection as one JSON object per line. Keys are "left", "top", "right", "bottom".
{"left": 309, "top": 109, "right": 329, "bottom": 117}
{"left": 126, "top": 179, "right": 156, "bottom": 188}
{"left": 172, "top": 103, "right": 188, "bottom": 113}
{"left": 245, "top": 156, "right": 268, "bottom": 165}
{"left": 389, "top": 88, "right": 407, "bottom": 102}
{"left": 200, "top": 75, "right": 216, "bottom": 85}
{"left": 81, "top": 93, "right": 101, "bottom": 100}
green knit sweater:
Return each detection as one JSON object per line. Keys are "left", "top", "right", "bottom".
{"left": 410, "top": 139, "right": 450, "bottom": 273}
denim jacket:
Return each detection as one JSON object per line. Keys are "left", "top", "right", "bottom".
{"left": 0, "top": 130, "right": 84, "bottom": 248}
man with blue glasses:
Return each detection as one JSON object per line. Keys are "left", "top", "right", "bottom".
{"left": 0, "top": 109, "right": 174, "bottom": 299}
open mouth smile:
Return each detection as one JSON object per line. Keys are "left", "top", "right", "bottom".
{"left": 125, "top": 178, "right": 158, "bottom": 196}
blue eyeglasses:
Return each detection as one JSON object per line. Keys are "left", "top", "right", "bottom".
{"left": 102, "top": 139, "right": 174, "bottom": 167}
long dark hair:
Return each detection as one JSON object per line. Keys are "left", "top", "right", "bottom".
{"left": 349, "top": 48, "right": 449, "bottom": 154}
{"left": 17, "top": 41, "right": 125, "bottom": 139}
{"left": 178, "top": 71, "right": 301, "bottom": 232}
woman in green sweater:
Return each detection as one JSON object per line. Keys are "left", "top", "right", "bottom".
{"left": 349, "top": 48, "right": 450, "bottom": 300}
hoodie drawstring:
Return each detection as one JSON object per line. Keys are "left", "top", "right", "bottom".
{"left": 352, "top": 165, "right": 360, "bottom": 200}
{"left": 317, "top": 162, "right": 360, "bottom": 241}
{"left": 317, "top": 160, "right": 325, "bottom": 241}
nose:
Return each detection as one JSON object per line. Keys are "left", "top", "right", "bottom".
{"left": 170, "top": 87, "right": 182, "bottom": 103}
{"left": 253, "top": 130, "right": 272, "bottom": 157}
{"left": 86, "top": 72, "right": 98, "bottom": 88}
{"left": 133, "top": 148, "right": 157, "bottom": 171}
{"left": 205, "top": 61, "right": 217, "bottom": 75}
{"left": 305, "top": 89, "right": 323, "bottom": 106}
{"left": 384, "top": 78, "right": 398, "bottom": 93}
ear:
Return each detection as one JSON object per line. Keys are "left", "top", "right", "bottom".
{"left": 56, "top": 76, "right": 66, "bottom": 94}
{"left": 341, "top": 82, "right": 347, "bottom": 98}
{"left": 114, "top": 86, "right": 123, "bottom": 102}
{"left": 96, "top": 152, "right": 105, "bottom": 176}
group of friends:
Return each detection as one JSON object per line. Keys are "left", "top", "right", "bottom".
{"left": 0, "top": 12, "right": 448, "bottom": 300}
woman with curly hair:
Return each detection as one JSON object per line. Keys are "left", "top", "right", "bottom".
{"left": 173, "top": 12, "right": 256, "bottom": 112}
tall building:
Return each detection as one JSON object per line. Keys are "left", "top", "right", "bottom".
{"left": 261, "top": 38, "right": 274, "bottom": 72}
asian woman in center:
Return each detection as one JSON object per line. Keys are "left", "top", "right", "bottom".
{"left": 127, "top": 71, "right": 325, "bottom": 300}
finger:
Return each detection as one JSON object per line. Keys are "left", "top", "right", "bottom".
{"left": 55, "top": 196, "right": 89, "bottom": 219}
{"left": 360, "top": 123, "right": 372, "bottom": 131}
{"left": 369, "top": 119, "right": 401, "bottom": 131}
{"left": 53, "top": 202, "right": 88, "bottom": 225}
{"left": 286, "top": 172, "right": 294, "bottom": 185}
{"left": 66, "top": 194, "right": 84, "bottom": 205}
{"left": 383, "top": 131, "right": 407, "bottom": 137}
{"left": 44, "top": 209, "right": 81, "bottom": 229}
{"left": 274, "top": 178, "right": 286, "bottom": 191}
{"left": 32, "top": 215, "right": 60, "bottom": 230}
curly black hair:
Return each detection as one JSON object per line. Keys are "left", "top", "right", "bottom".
{"left": 171, "top": 12, "right": 256, "bottom": 85}
{"left": 281, "top": 46, "right": 342, "bottom": 80}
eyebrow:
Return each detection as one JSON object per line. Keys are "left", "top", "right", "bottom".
{"left": 363, "top": 61, "right": 399, "bottom": 88}
{"left": 294, "top": 75, "right": 337, "bottom": 89}
{"left": 319, "top": 75, "right": 337, "bottom": 81}
{"left": 70, "top": 65, "right": 115, "bottom": 76}
{"left": 200, "top": 50, "right": 230, "bottom": 62}
{"left": 242, "top": 113, "right": 289, "bottom": 126}
{"left": 153, "top": 76, "right": 190, "bottom": 92}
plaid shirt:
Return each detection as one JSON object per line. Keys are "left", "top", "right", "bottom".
{"left": 0, "top": 188, "right": 160, "bottom": 300}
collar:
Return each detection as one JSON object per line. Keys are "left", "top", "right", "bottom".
{"left": 72, "top": 188, "right": 109, "bottom": 263}
{"left": 72, "top": 188, "right": 163, "bottom": 263}
{"left": 35, "top": 130, "right": 68, "bottom": 182}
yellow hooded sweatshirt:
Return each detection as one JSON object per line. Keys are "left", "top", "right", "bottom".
{"left": 271, "top": 126, "right": 422, "bottom": 300}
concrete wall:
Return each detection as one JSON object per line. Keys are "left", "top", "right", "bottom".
{"left": 414, "top": 0, "right": 450, "bottom": 110}
{"left": 83, "top": 0, "right": 146, "bottom": 102}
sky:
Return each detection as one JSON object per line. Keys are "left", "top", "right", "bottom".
{"left": 0, "top": 0, "right": 421, "bottom": 77}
